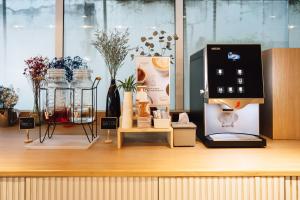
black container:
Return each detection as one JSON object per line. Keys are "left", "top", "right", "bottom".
{"left": 7, "top": 108, "right": 18, "bottom": 126}
{"left": 106, "top": 79, "right": 121, "bottom": 119}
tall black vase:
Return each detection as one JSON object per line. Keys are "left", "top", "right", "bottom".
{"left": 106, "top": 79, "right": 121, "bottom": 118}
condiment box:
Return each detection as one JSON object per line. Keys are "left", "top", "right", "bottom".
{"left": 154, "top": 118, "right": 171, "bottom": 128}
{"left": 137, "top": 117, "right": 152, "bottom": 128}
{"left": 171, "top": 122, "right": 196, "bottom": 147}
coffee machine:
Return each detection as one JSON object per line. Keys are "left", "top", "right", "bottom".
{"left": 190, "top": 44, "right": 266, "bottom": 148}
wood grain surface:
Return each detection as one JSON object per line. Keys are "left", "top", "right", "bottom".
{"left": 261, "top": 48, "right": 300, "bottom": 139}
{"left": 1, "top": 126, "right": 300, "bottom": 177}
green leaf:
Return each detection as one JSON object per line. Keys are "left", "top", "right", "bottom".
{"left": 160, "top": 30, "right": 166, "bottom": 34}
{"left": 148, "top": 37, "right": 153, "bottom": 40}
{"left": 117, "top": 74, "right": 136, "bottom": 92}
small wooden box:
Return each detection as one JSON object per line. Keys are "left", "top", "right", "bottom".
{"left": 261, "top": 48, "right": 300, "bottom": 139}
{"left": 172, "top": 122, "right": 196, "bottom": 147}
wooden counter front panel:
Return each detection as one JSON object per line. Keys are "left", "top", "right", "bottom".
{"left": 2, "top": 176, "right": 300, "bottom": 200}
{"left": 0, "top": 177, "right": 25, "bottom": 200}
{"left": 25, "top": 177, "right": 158, "bottom": 200}
{"left": 159, "top": 177, "right": 300, "bottom": 200}
{"left": 261, "top": 48, "right": 300, "bottom": 139}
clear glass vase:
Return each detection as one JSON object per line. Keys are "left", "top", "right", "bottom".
{"left": 45, "top": 69, "right": 70, "bottom": 123}
{"left": 70, "top": 69, "right": 94, "bottom": 123}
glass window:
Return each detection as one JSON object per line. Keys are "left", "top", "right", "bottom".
{"left": 0, "top": 0, "right": 55, "bottom": 110}
{"left": 184, "top": 0, "right": 300, "bottom": 109}
{"left": 64, "top": 0, "right": 175, "bottom": 110}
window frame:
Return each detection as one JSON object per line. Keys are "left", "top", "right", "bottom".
{"left": 54, "top": 0, "right": 185, "bottom": 111}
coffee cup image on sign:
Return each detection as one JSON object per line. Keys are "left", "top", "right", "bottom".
{"left": 137, "top": 67, "right": 147, "bottom": 83}
{"left": 152, "top": 57, "right": 169, "bottom": 76}
{"left": 166, "top": 84, "right": 169, "bottom": 96}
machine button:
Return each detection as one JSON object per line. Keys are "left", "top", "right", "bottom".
{"left": 216, "top": 69, "right": 224, "bottom": 76}
{"left": 227, "top": 87, "right": 234, "bottom": 93}
{"left": 217, "top": 87, "right": 225, "bottom": 94}
{"left": 237, "top": 78, "right": 244, "bottom": 84}
{"left": 237, "top": 69, "right": 243, "bottom": 75}
{"left": 237, "top": 86, "right": 244, "bottom": 93}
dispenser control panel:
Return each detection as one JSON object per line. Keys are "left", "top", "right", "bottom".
{"left": 206, "top": 44, "right": 264, "bottom": 98}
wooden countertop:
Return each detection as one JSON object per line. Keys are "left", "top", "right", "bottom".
{"left": 1, "top": 126, "right": 300, "bottom": 177}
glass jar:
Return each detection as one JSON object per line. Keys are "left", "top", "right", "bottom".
{"left": 136, "top": 86, "right": 151, "bottom": 117}
{"left": 70, "top": 69, "right": 93, "bottom": 123}
{"left": 46, "top": 69, "right": 70, "bottom": 122}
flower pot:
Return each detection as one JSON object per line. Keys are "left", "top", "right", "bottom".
{"left": 106, "top": 79, "right": 121, "bottom": 120}
{"left": 121, "top": 91, "right": 133, "bottom": 129}
{"left": 0, "top": 110, "right": 8, "bottom": 127}
{"left": 0, "top": 108, "right": 18, "bottom": 127}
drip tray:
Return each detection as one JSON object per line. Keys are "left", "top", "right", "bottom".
{"left": 203, "top": 133, "right": 266, "bottom": 148}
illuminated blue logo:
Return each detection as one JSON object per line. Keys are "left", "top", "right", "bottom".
{"left": 228, "top": 52, "right": 240, "bottom": 61}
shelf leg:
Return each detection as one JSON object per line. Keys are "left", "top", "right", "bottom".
{"left": 117, "top": 130, "right": 122, "bottom": 149}
{"left": 170, "top": 129, "right": 174, "bottom": 148}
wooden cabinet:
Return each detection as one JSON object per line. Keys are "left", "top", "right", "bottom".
{"left": 261, "top": 48, "right": 300, "bottom": 139}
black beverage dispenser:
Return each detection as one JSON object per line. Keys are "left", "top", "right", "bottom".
{"left": 190, "top": 44, "right": 266, "bottom": 148}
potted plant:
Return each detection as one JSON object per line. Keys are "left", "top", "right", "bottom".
{"left": 23, "top": 56, "right": 49, "bottom": 125}
{"left": 0, "top": 86, "right": 19, "bottom": 127}
{"left": 92, "top": 29, "right": 130, "bottom": 119}
{"left": 117, "top": 75, "right": 137, "bottom": 128}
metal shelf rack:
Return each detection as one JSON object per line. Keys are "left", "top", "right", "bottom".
{"left": 38, "top": 77, "right": 101, "bottom": 143}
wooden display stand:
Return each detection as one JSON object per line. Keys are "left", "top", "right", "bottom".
{"left": 117, "top": 126, "right": 173, "bottom": 149}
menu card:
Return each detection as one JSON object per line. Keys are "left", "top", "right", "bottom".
{"left": 135, "top": 56, "right": 170, "bottom": 107}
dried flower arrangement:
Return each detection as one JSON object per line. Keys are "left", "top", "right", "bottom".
{"left": 49, "top": 56, "right": 88, "bottom": 82}
{"left": 0, "top": 86, "right": 19, "bottom": 108}
{"left": 92, "top": 29, "right": 130, "bottom": 79}
{"left": 23, "top": 56, "right": 49, "bottom": 113}
{"left": 132, "top": 30, "right": 179, "bottom": 64}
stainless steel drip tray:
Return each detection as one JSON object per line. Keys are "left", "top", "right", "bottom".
{"left": 209, "top": 133, "right": 263, "bottom": 141}
{"left": 203, "top": 133, "right": 266, "bottom": 148}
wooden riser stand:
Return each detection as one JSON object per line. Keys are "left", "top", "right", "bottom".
{"left": 117, "top": 127, "right": 173, "bottom": 149}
